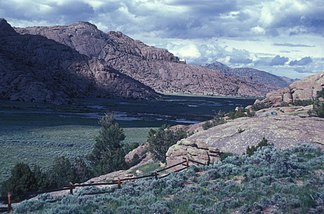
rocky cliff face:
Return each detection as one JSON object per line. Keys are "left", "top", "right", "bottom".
{"left": 0, "top": 19, "right": 157, "bottom": 104}
{"left": 17, "top": 22, "right": 280, "bottom": 97}
{"left": 206, "top": 63, "right": 290, "bottom": 94}
{"left": 255, "top": 72, "right": 324, "bottom": 107}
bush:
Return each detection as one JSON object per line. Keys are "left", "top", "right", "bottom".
{"left": 88, "top": 114, "right": 127, "bottom": 175}
{"left": 246, "top": 137, "right": 272, "bottom": 156}
{"left": 148, "top": 125, "right": 187, "bottom": 162}
{"left": 227, "top": 108, "right": 247, "bottom": 120}
{"left": 1, "top": 163, "right": 38, "bottom": 200}
{"left": 202, "top": 111, "right": 226, "bottom": 130}
{"left": 312, "top": 99, "right": 324, "bottom": 118}
{"left": 293, "top": 99, "right": 314, "bottom": 106}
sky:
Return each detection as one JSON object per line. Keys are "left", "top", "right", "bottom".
{"left": 1, "top": 0, "right": 323, "bottom": 79}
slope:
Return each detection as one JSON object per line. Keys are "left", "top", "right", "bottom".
{"left": 206, "top": 62, "right": 290, "bottom": 94}
{"left": 0, "top": 19, "right": 157, "bottom": 104}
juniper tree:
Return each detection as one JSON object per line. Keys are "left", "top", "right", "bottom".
{"left": 89, "top": 114, "right": 127, "bottom": 175}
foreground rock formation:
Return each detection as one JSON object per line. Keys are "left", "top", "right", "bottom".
{"left": 166, "top": 71, "right": 324, "bottom": 166}
{"left": 16, "top": 21, "right": 288, "bottom": 97}
{"left": 166, "top": 110, "right": 324, "bottom": 166}
{"left": 255, "top": 72, "right": 324, "bottom": 107}
{"left": 0, "top": 19, "right": 158, "bottom": 104}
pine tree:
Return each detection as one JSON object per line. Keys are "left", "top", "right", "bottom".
{"left": 89, "top": 114, "right": 127, "bottom": 175}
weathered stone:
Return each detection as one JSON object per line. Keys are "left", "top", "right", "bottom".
{"left": 166, "top": 112, "right": 324, "bottom": 166}
{"left": 255, "top": 72, "right": 324, "bottom": 107}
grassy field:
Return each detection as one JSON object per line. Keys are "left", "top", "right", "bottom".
{"left": 0, "top": 124, "right": 152, "bottom": 184}
{"left": 0, "top": 96, "right": 254, "bottom": 184}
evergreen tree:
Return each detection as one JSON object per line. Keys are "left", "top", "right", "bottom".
{"left": 88, "top": 114, "right": 127, "bottom": 175}
{"left": 1, "top": 163, "right": 38, "bottom": 197}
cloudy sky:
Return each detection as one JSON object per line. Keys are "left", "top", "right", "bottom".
{"left": 1, "top": 0, "right": 323, "bottom": 78}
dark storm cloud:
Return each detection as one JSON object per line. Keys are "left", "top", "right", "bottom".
{"left": 289, "top": 57, "right": 313, "bottom": 66}
{"left": 270, "top": 55, "right": 289, "bottom": 66}
{"left": 2, "top": 0, "right": 323, "bottom": 39}
{"left": 0, "top": 1, "right": 94, "bottom": 24}
{"left": 263, "top": 0, "right": 324, "bottom": 36}
{"left": 229, "top": 49, "right": 252, "bottom": 65}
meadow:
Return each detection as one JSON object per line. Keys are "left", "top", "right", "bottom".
{"left": 0, "top": 96, "right": 255, "bottom": 183}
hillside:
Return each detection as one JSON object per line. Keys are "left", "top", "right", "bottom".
{"left": 206, "top": 62, "right": 290, "bottom": 94}
{"left": 0, "top": 19, "right": 157, "bottom": 104}
{"left": 12, "top": 145, "right": 324, "bottom": 213}
{"left": 16, "top": 21, "right": 283, "bottom": 97}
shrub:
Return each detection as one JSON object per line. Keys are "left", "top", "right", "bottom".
{"left": 12, "top": 145, "right": 324, "bottom": 213}
{"left": 246, "top": 137, "right": 272, "bottom": 156}
{"left": 0, "top": 163, "right": 38, "bottom": 198}
{"left": 227, "top": 108, "right": 247, "bottom": 119}
{"left": 202, "top": 111, "right": 226, "bottom": 130}
{"left": 312, "top": 99, "right": 324, "bottom": 118}
{"left": 88, "top": 114, "right": 127, "bottom": 175}
{"left": 147, "top": 125, "right": 187, "bottom": 162}
{"left": 293, "top": 99, "right": 314, "bottom": 106}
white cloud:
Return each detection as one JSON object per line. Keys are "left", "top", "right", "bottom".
{"left": 1, "top": 0, "right": 323, "bottom": 78}
{"left": 251, "top": 26, "right": 265, "bottom": 34}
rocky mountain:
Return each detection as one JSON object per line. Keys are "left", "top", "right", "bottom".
{"left": 254, "top": 72, "right": 324, "bottom": 107}
{"left": 0, "top": 19, "right": 157, "bottom": 104}
{"left": 206, "top": 62, "right": 290, "bottom": 93}
{"left": 16, "top": 21, "right": 281, "bottom": 97}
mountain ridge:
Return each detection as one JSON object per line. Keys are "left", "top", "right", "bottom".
{"left": 205, "top": 62, "right": 291, "bottom": 93}
{"left": 0, "top": 19, "right": 158, "bottom": 104}
{"left": 16, "top": 21, "right": 289, "bottom": 98}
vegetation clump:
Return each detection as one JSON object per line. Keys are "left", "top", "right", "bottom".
{"left": 203, "top": 108, "right": 254, "bottom": 130}
{"left": 147, "top": 125, "right": 187, "bottom": 162}
{"left": 88, "top": 114, "right": 127, "bottom": 175}
{"left": 308, "top": 88, "right": 324, "bottom": 118}
{"left": 246, "top": 137, "right": 273, "bottom": 156}
{"left": 13, "top": 145, "right": 324, "bottom": 213}
{"left": 202, "top": 111, "right": 226, "bottom": 130}
{"left": 0, "top": 114, "right": 128, "bottom": 201}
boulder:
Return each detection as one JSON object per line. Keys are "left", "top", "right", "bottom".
{"left": 255, "top": 72, "right": 324, "bottom": 107}
{"left": 166, "top": 113, "right": 324, "bottom": 166}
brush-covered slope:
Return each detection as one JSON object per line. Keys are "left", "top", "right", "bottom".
{"left": 0, "top": 19, "right": 157, "bottom": 104}
{"left": 13, "top": 145, "right": 324, "bottom": 213}
{"left": 17, "top": 22, "right": 277, "bottom": 97}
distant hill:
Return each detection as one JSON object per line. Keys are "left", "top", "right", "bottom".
{"left": 0, "top": 19, "right": 157, "bottom": 104}
{"left": 205, "top": 62, "right": 291, "bottom": 93}
{"left": 16, "top": 21, "right": 284, "bottom": 97}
